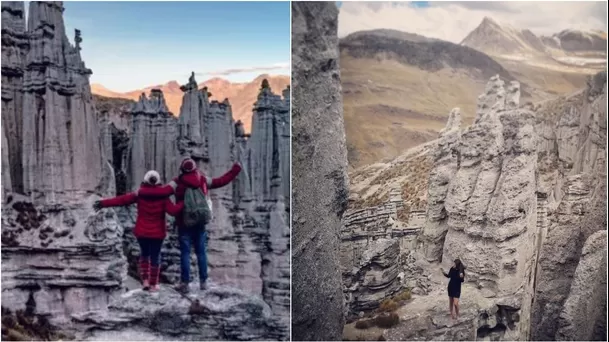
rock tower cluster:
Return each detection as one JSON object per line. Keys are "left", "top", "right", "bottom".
{"left": 1, "top": 1, "right": 123, "bottom": 320}
{"left": 1, "top": 2, "right": 290, "bottom": 340}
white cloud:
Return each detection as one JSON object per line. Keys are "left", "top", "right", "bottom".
{"left": 195, "top": 62, "right": 290, "bottom": 77}
{"left": 338, "top": 2, "right": 608, "bottom": 43}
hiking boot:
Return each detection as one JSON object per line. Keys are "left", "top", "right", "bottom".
{"left": 199, "top": 282, "right": 207, "bottom": 291}
{"left": 150, "top": 284, "right": 160, "bottom": 292}
{"left": 175, "top": 283, "right": 189, "bottom": 294}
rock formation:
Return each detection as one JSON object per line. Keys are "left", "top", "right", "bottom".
{"left": 177, "top": 72, "right": 208, "bottom": 160}
{"left": 71, "top": 285, "right": 287, "bottom": 341}
{"left": 125, "top": 90, "right": 180, "bottom": 189}
{"left": 530, "top": 70, "right": 607, "bottom": 341}
{"left": 420, "top": 108, "right": 462, "bottom": 261}
{"left": 343, "top": 239, "right": 401, "bottom": 314}
{"left": 21, "top": 1, "right": 111, "bottom": 202}
{"left": 340, "top": 71, "right": 607, "bottom": 341}
{"left": 340, "top": 194, "right": 424, "bottom": 317}
{"left": 1, "top": 1, "right": 123, "bottom": 321}
{"left": 1, "top": 1, "right": 27, "bottom": 194}
{"left": 555, "top": 230, "right": 607, "bottom": 341}
{"left": 2, "top": 2, "right": 290, "bottom": 340}
{"left": 292, "top": 2, "right": 348, "bottom": 340}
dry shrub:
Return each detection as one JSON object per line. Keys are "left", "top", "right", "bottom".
{"left": 394, "top": 289, "right": 412, "bottom": 302}
{"left": 1, "top": 307, "right": 70, "bottom": 341}
{"left": 374, "top": 312, "right": 400, "bottom": 328}
{"left": 379, "top": 299, "right": 398, "bottom": 313}
{"left": 355, "top": 319, "right": 373, "bottom": 330}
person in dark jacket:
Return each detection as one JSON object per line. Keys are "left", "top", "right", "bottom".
{"left": 168, "top": 158, "right": 241, "bottom": 293}
{"left": 93, "top": 170, "right": 182, "bottom": 292}
{"left": 441, "top": 258, "right": 466, "bottom": 320}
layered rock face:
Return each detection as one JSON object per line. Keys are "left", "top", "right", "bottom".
{"left": 530, "top": 71, "right": 607, "bottom": 341}
{"left": 71, "top": 285, "right": 287, "bottom": 341}
{"left": 420, "top": 108, "right": 462, "bottom": 261}
{"left": 292, "top": 2, "right": 349, "bottom": 340}
{"left": 1, "top": 1, "right": 123, "bottom": 320}
{"left": 21, "top": 1, "right": 111, "bottom": 202}
{"left": 343, "top": 239, "right": 401, "bottom": 314}
{"left": 1, "top": 2, "right": 27, "bottom": 194}
{"left": 340, "top": 195, "right": 423, "bottom": 316}
{"left": 555, "top": 230, "right": 607, "bottom": 341}
{"left": 413, "top": 76, "right": 538, "bottom": 340}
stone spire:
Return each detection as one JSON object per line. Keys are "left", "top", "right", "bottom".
{"left": 21, "top": 1, "right": 107, "bottom": 201}
{"left": 126, "top": 89, "right": 179, "bottom": 190}
{"left": 249, "top": 80, "right": 289, "bottom": 202}
{"left": 1, "top": 1, "right": 28, "bottom": 194}
{"left": 178, "top": 72, "right": 208, "bottom": 159}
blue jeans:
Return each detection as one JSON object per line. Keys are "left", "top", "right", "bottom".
{"left": 178, "top": 228, "right": 208, "bottom": 284}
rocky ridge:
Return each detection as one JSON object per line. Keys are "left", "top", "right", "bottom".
{"left": 1, "top": 2, "right": 289, "bottom": 340}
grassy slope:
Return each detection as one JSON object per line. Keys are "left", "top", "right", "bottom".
{"left": 341, "top": 52, "right": 593, "bottom": 168}
{"left": 342, "top": 54, "right": 484, "bottom": 167}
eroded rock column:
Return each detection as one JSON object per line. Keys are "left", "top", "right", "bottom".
{"left": 22, "top": 1, "right": 107, "bottom": 201}
{"left": 420, "top": 108, "right": 461, "bottom": 261}
{"left": 292, "top": 2, "right": 348, "bottom": 340}
{"left": 1, "top": 2, "right": 28, "bottom": 194}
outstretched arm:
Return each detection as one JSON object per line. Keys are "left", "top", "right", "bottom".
{"left": 208, "top": 162, "right": 242, "bottom": 189}
{"left": 165, "top": 198, "right": 184, "bottom": 217}
{"left": 99, "top": 192, "right": 137, "bottom": 208}
{"left": 440, "top": 268, "right": 449, "bottom": 278}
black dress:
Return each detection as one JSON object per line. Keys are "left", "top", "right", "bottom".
{"left": 445, "top": 267, "right": 464, "bottom": 298}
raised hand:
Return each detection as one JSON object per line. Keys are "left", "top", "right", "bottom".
{"left": 93, "top": 200, "right": 102, "bottom": 212}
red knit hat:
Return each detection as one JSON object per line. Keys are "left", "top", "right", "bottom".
{"left": 180, "top": 158, "right": 197, "bottom": 173}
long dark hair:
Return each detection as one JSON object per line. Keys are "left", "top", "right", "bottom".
{"left": 454, "top": 258, "right": 466, "bottom": 273}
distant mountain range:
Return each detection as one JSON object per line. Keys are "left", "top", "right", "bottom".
{"left": 91, "top": 74, "right": 290, "bottom": 132}
{"left": 461, "top": 17, "right": 607, "bottom": 63}
{"left": 340, "top": 17, "right": 606, "bottom": 167}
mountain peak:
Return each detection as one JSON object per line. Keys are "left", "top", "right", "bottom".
{"left": 480, "top": 16, "right": 500, "bottom": 27}
{"left": 461, "top": 16, "right": 548, "bottom": 56}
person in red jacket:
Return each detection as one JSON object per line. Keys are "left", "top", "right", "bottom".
{"left": 93, "top": 170, "right": 182, "bottom": 292}
{"left": 168, "top": 157, "right": 241, "bottom": 293}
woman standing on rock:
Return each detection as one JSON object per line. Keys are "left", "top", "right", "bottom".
{"left": 94, "top": 170, "right": 182, "bottom": 292}
{"left": 441, "top": 259, "right": 466, "bottom": 320}
{"left": 167, "top": 158, "right": 241, "bottom": 293}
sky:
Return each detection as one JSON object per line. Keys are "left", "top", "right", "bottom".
{"left": 338, "top": 1, "right": 608, "bottom": 43}
{"left": 26, "top": 2, "right": 290, "bottom": 92}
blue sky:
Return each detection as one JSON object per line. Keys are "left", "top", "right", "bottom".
{"left": 46, "top": 2, "right": 290, "bottom": 92}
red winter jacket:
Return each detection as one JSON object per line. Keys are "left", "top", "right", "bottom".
{"left": 167, "top": 162, "right": 242, "bottom": 228}
{"left": 100, "top": 183, "right": 182, "bottom": 239}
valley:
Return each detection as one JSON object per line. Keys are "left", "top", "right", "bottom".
{"left": 342, "top": 17, "right": 606, "bottom": 167}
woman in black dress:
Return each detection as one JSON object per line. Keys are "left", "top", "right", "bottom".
{"left": 440, "top": 259, "right": 465, "bottom": 320}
